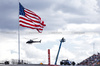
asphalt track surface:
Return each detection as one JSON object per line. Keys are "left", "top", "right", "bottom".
{"left": 0, "top": 64, "right": 89, "bottom": 66}
{"left": 1, "top": 64, "right": 100, "bottom": 66}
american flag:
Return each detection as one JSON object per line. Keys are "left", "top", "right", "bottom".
{"left": 19, "top": 2, "right": 46, "bottom": 33}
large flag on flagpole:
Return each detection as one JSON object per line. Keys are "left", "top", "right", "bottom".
{"left": 19, "top": 2, "right": 46, "bottom": 33}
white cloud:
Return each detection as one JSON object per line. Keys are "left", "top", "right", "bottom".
{"left": 0, "top": 30, "right": 100, "bottom": 64}
{"left": 58, "top": 24, "right": 100, "bottom": 32}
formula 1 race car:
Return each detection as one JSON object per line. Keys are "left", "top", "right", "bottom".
{"left": 60, "top": 59, "right": 75, "bottom": 65}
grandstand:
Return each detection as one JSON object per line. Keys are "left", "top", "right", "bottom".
{"left": 77, "top": 53, "right": 100, "bottom": 66}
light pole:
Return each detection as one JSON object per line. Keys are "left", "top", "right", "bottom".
{"left": 93, "top": 43, "right": 95, "bottom": 54}
{"left": 55, "top": 37, "right": 65, "bottom": 65}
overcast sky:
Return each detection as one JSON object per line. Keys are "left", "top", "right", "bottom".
{"left": 0, "top": 0, "right": 100, "bottom": 64}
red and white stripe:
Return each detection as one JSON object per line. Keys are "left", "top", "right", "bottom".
{"left": 19, "top": 8, "right": 46, "bottom": 33}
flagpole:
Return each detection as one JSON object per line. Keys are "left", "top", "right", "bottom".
{"left": 18, "top": 0, "right": 20, "bottom": 64}
{"left": 18, "top": 24, "right": 20, "bottom": 64}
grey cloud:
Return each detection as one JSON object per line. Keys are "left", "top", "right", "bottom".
{"left": 0, "top": 0, "right": 18, "bottom": 30}
{"left": 64, "top": 17, "right": 96, "bottom": 24}
{"left": 0, "top": 0, "right": 100, "bottom": 31}
{"left": 54, "top": 4, "right": 85, "bottom": 15}
{"left": 97, "top": 0, "right": 100, "bottom": 8}
{"left": 53, "top": 1, "right": 98, "bottom": 16}
{"left": 20, "top": 0, "right": 53, "bottom": 11}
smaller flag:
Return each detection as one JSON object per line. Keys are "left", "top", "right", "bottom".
{"left": 19, "top": 2, "right": 46, "bottom": 33}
